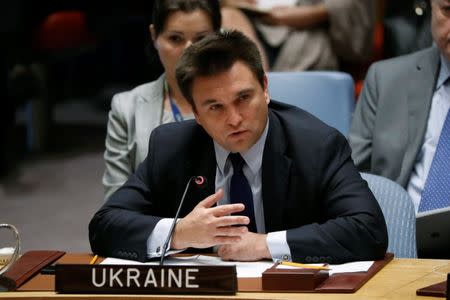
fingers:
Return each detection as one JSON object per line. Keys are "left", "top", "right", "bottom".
{"left": 217, "top": 245, "right": 229, "bottom": 259}
{"left": 211, "top": 202, "right": 245, "bottom": 217}
{"left": 198, "top": 190, "right": 247, "bottom": 217}
{"left": 214, "top": 236, "right": 243, "bottom": 245}
{"left": 198, "top": 188, "right": 224, "bottom": 208}
{"left": 216, "top": 224, "right": 248, "bottom": 236}
{"left": 215, "top": 215, "right": 249, "bottom": 227}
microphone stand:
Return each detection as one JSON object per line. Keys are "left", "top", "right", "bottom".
{"left": 159, "top": 176, "right": 196, "bottom": 265}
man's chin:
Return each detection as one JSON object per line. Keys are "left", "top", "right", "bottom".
{"left": 223, "top": 141, "right": 252, "bottom": 153}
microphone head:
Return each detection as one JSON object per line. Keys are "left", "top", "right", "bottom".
{"left": 193, "top": 176, "right": 207, "bottom": 187}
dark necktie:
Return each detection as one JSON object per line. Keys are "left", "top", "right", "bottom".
{"left": 229, "top": 153, "right": 257, "bottom": 232}
{"left": 418, "top": 108, "right": 450, "bottom": 212}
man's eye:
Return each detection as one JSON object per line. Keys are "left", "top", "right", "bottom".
{"left": 210, "top": 104, "right": 222, "bottom": 111}
{"left": 440, "top": 5, "right": 450, "bottom": 15}
{"left": 168, "top": 35, "right": 183, "bottom": 43}
{"left": 239, "top": 94, "right": 250, "bottom": 101}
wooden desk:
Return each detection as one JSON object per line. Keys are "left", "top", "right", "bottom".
{"left": 0, "top": 255, "right": 448, "bottom": 299}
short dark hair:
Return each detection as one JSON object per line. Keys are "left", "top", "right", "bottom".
{"left": 151, "top": 0, "right": 221, "bottom": 36}
{"left": 175, "top": 30, "right": 265, "bottom": 108}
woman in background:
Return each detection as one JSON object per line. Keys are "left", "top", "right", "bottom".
{"left": 220, "top": 0, "right": 375, "bottom": 71}
{"left": 102, "top": 0, "right": 221, "bottom": 199}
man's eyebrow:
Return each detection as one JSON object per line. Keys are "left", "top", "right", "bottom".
{"left": 165, "top": 30, "right": 183, "bottom": 34}
{"left": 200, "top": 99, "right": 218, "bottom": 107}
{"left": 237, "top": 88, "right": 254, "bottom": 96}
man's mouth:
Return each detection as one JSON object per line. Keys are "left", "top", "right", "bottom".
{"left": 229, "top": 130, "right": 248, "bottom": 137}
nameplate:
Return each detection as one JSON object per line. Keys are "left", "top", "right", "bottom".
{"left": 55, "top": 264, "right": 237, "bottom": 294}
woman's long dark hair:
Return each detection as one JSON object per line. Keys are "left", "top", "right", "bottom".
{"left": 146, "top": 0, "right": 221, "bottom": 80}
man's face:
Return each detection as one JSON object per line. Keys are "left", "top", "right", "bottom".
{"left": 432, "top": 0, "right": 450, "bottom": 60}
{"left": 192, "top": 61, "right": 270, "bottom": 153}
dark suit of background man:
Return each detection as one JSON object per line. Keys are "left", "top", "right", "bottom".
{"left": 349, "top": 0, "right": 450, "bottom": 257}
{"left": 383, "top": 0, "right": 433, "bottom": 58}
{"left": 89, "top": 30, "right": 388, "bottom": 263}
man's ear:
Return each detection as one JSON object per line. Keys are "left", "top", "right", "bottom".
{"left": 149, "top": 24, "right": 157, "bottom": 46}
{"left": 194, "top": 111, "right": 202, "bottom": 125}
{"left": 263, "top": 74, "right": 270, "bottom": 104}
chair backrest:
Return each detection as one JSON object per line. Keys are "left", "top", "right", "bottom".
{"left": 33, "top": 11, "right": 94, "bottom": 51}
{"left": 267, "top": 71, "right": 355, "bottom": 136}
{"left": 361, "top": 172, "right": 417, "bottom": 258}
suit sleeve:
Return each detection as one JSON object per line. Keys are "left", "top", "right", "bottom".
{"left": 349, "top": 63, "right": 380, "bottom": 172}
{"left": 90, "top": 130, "right": 162, "bottom": 262}
{"left": 287, "top": 130, "right": 388, "bottom": 263}
{"left": 102, "top": 94, "right": 134, "bottom": 200}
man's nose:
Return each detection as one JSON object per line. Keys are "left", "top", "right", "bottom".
{"left": 227, "top": 108, "right": 243, "bottom": 126}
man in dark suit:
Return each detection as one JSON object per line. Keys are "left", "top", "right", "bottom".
{"left": 89, "top": 30, "right": 387, "bottom": 263}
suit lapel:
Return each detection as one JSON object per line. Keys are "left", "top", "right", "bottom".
{"left": 135, "top": 75, "right": 165, "bottom": 166}
{"left": 193, "top": 135, "right": 216, "bottom": 200}
{"left": 262, "top": 110, "right": 292, "bottom": 232}
{"left": 401, "top": 48, "right": 440, "bottom": 186}
{"left": 183, "top": 127, "right": 216, "bottom": 209}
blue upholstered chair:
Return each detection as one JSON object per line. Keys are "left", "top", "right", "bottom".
{"left": 267, "top": 71, "right": 355, "bottom": 136}
{"left": 361, "top": 172, "right": 417, "bottom": 258}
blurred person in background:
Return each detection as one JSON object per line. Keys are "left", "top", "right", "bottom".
{"left": 102, "top": 0, "right": 221, "bottom": 199}
{"left": 220, "top": 0, "right": 375, "bottom": 71}
{"left": 0, "top": 50, "right": 12, "bottom": 179}
{"left": 384, "top": 0, "right": 433, "bottom": 58}
{"left": 0, "top": 1, "right": 29, "bottom": 178}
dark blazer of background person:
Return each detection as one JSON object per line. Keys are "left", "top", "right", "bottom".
{"left": 384, "top": 0, "right": 432, "bottom": 58}
{"left": 349, "top": 47, "right": 440, "bottom": 188}
{"left": 90, "top": 100, "right": 388, "bottom": 263}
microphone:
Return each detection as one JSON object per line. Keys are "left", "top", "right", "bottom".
{"left": 160, "top": 176, "right": 207, "bottom": 265}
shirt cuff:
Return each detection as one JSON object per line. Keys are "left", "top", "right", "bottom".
{"left": 266, "top": 230, "right": 292, "bottom": 262}
{"left": 146, "top": 218, "right": 185, "bottom": 259}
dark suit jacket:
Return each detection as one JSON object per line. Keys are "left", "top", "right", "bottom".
{"left": 349, "top": 47, "right": 440, "bottom": 187}
{"left": 89, "top": 101, "right": 388, "bottom": 263}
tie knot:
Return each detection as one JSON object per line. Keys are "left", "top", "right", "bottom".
{"left": 229, "top": 153, "right": 245, "bottom": 173}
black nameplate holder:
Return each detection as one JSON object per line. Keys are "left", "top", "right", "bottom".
{"left": 262, "top": 263, "right": 329, "bottom": 291}
{"left": 55, "top": 264, "right": 237, "bottom": 295}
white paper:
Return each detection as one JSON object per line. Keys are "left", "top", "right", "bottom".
{"left": 101, "top": 255, "right": 274, "bottom": 278}
{"left": 102, "top": 256, "right": 373, "bottom": 277}
{"left": 257, "top": 0, "right": 296, "bottom": 10}
{"left": 327, "top": 261, "right": 374, "bottom": 275}
{"left": 276, "top": 261, "right": 374, "bottom": 276}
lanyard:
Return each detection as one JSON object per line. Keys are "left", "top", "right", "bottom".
{"left": 165, "top": 81, "right": 183, "bottom": 122}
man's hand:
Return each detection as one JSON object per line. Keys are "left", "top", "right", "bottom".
{"left": 171, "top": 189, "right": 250, "bottom": 250}
{"left": 217, "top": 232, "right": 271, "bottom": 261}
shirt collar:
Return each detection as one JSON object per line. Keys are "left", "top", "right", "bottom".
{"left": 437, "top": 54, "right": 450, "bottom": 90}
{"left": 214, "top": 119, "right": 270, "bottom": 176}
